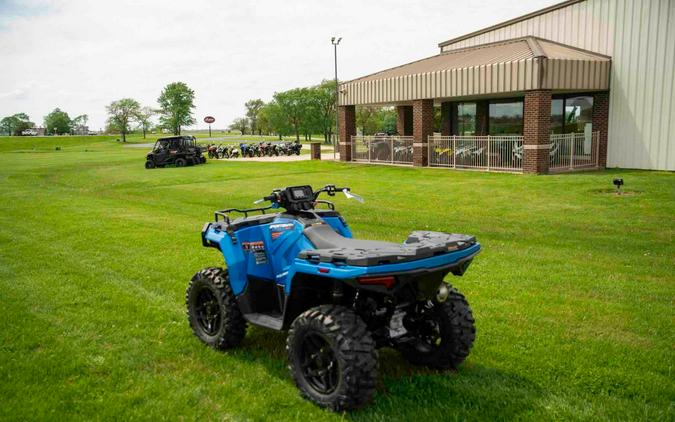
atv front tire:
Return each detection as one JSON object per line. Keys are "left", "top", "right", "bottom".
{"left": 186, "top": 268, "right": 247, "bottom": 350}
{"left": 397, "top": 286, "right": 475, "bottom": 369}
{"left": 287, "top": 305, "right": 378, "bottom": 411}
{"left": 175, "top": 158, "right": 186, "bottom": 167}
{"left": 145, "top": 160, "right": 155, "bottom": 169}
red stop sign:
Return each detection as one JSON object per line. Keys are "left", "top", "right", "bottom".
{"left": 204, "top": 116, "right": 215, "bottom": 124}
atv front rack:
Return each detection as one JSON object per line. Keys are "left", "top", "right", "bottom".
{"left": 215, "top": 206, "right": 274, "bottom": 224}
{"left": 214, "top": 200, "right": 336, "bottom": 224}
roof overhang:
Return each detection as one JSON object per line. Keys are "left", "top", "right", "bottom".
{"left": 339, "top": 36, "right": 610, "bottom": 106}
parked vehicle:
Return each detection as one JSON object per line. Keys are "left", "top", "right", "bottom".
{"left": 187, "top": 184, "right": 479, "bottom": 410}
{"left": 207, "top": 144, "right": 218, "bottom": 159}
{"left": 145, "top": 136, "right": 206, "bottom": 169}
{"left": 21, "top": 128, "right": 38, "bottom": 136}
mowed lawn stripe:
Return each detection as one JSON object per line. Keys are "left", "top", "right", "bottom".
{"left": 0, "top": 135, "right": 672, "bottom": 421}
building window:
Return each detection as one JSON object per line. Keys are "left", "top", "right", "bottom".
{"left": 489, "top": 100, "right": 523, "bottom": 135}
{"left": 551, "top": 95, "right": 594, "bottom": 134}
{"left": 551, "top": 98, "right": 564, "bottom": 134}
{"left": 457, "top": 103, "right": 476, "bottom": 135}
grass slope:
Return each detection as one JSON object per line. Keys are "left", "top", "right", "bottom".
{"left": 0, "top": 136, "right": 673, "bottom": 421}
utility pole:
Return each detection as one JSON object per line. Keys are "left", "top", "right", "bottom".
{"left": 332, "top": 37, "right": 341, "bottom": 160}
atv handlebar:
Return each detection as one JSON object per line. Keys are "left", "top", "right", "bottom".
{"left": 253, "top": 185, "right": 364, "bottom": 208}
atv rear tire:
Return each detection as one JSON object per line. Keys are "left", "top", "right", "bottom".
{"left": 397, "top": 286, "right": 475, "bottom": 369}
{"left": 287, "top": 305, "right": 378, "bottom": 411}
{"left": 186, "top": 268, "right": 247, "bottom": 350}
{"left": 175, "top": 158, "right": 186, "bottom": 167}
{"left": 145, "top": 160, "right": 155, "bottom": 169}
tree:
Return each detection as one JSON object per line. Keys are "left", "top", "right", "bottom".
{"left": 379, "top": 107, "right": 397, "bottom": 134}
{"left": 157, "top": 82, "right": 195, "bottom": 135}
{"left": 106, "top": 98, "right": 141, "bottom": 142}
{"left": 273, "top": 88, "right": 312, "bottom": 142}
{"left": 228, "top": 117, "right": 249, "bottom": 135}
{"left": 1, "top": 113, "right": 34, "bottom": 136}
{"left": 136, "top": 107, "right": 155, "bottom": 139}
{"left": 259, "top": 101, "right": 290, "bottom": 139}
{"left": 311, "top": 80, "right": 337, "bottom": 144}
{"left": 44, "top": 108, "right": 72, "bottom": 135}
{"left": 245, "top": 99, "right": 265, "bottom": 135}
{"left": 356, "top": 106, "right": 379, "bottom": 135}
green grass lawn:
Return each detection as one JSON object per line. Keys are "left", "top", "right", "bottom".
{"left": 0, "top": 135, "right": 672, "bottom": 421}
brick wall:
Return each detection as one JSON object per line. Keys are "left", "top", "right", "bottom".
{"left": 396, "top": 105, "right": 413, "bottom": 136}
{"left": 338, "top": 105, "right": 355, "bottom": 161}
{"left": 523, "top": 90, "right": 552, "bottom": 174}
{"left": 412, "top": 99, "right": 434, "bottom": 166}
{"left": 592, "top": 91, "right": 610, "bottom": 168}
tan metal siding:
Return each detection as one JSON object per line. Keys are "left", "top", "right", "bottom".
{"left": 441, "top": 0, "right": 674, "bottom": 170}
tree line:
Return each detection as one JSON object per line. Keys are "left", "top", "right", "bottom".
{"left": 106, "top": 81, "right": 195, "bottom": 142}
{"left": 0, "top": 110, "right": 89, "bottom": 136}
{"left": 227, "top": 80, "right": 337, "bottom": 143}
{"left": 228, "top": 79, "right": 403, "bottom": 143}
{"left": 0, "top": 81, "right": 196, "bottom": 142}
{"left": 2, "top": 79, "right": 405, "bottom": 141}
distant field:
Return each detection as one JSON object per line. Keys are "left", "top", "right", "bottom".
{"left": 0, "top": 135, "right": 673, "bottom": 421}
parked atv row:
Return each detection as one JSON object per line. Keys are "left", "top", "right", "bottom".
{"left": 206, "top": 141, "right": 302, "bottom": 159}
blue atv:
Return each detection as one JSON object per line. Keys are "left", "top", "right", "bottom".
{"left": 186, "top": 185, "right": 479, "bottom": 410}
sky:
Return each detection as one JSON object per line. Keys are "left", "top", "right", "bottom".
{"left": 0, "top": 0, "right": 560, "bottom": 131}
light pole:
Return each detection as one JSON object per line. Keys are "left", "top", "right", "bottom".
{"left": 332, "top": 36, "right": 341, "bottom": 160}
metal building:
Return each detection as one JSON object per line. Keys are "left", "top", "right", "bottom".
{"left": 338, "top": 0, "right": 674, "bottom": 172}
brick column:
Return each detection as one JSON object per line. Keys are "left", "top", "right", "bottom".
{"left": 523, "top": 90, "right": 552, "bottom": 174}
{"left": 310, "top": 142, "right": 321, "bottom": 160}
{"left": 441, "top": 102, "right": 455, "bottom": 136}
{"left": 412, "top": 99, "right": 434, "bottom": 167}
{"left": 396, "top": 105, "right": 413, "bottom": 136}
{"left": 338, "top": 105, "right": 355, "bottom": 161}
{"left": 592, "top": 91, "right": 610, "bottom": 168}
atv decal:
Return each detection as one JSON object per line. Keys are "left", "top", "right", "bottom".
{"left": 242, "top": 241, "right": 265, "bottom": 252}
{"left": 242, "top": 241, "right": 268, "bottom": 265}
{"left": 269, "top": 223, "right": 295, "bottom": 240}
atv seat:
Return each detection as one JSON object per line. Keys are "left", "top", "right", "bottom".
{"left": 300, "top": 224, "right": 476, "bottom": 266}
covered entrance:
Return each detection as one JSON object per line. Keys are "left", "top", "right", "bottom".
{"left": 338, "top": 36, "right": 611, "bottom": 174}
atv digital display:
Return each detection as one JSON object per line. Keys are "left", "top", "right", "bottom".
{"left": 291, "top": 188, "right": 309, "bottom": 200}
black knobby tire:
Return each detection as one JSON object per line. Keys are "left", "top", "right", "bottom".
{"left": 186, "top": 267, "right": 247, "bottom": 350}
{"left": 287, "top": 305, "right": 378, "bottom": 411}
{"left": 397, "top": 286, "right": 475, "bottom": 369}
{"left": 145, "top": 160, "right": 155, "bottom": 169}
{"left": 175, "top": 158, "right": 186, "bottom": 167}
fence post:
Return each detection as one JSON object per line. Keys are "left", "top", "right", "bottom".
{"left": 595, "top": 131, "right": 600, "bottom": 167}
{"left": 452, "top": 136, "right": 456, "bottom": 169}
{"left": 428, "top": 136, "right": 431, "bottom": 166}
{"left": 367, "top": 137, "right": 371, "bottom": 162}
{"left": 487, "top": 135, "right": 491, "bottom": 171}
{"left": 569, "top": 133, "right": 574, "bottom": 169}
{"left": 391, "top": 137, "right": 394, "bottom": 163}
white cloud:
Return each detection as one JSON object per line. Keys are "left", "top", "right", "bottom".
{"left": 0, "top": 0, "right": 559, "bottom": 129}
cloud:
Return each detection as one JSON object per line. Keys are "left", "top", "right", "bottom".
{"left": 0, "top": 0, "right": 560, "bottom": 129}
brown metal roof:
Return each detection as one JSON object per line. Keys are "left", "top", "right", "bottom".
{"left": 339, "top": 37, "right": 610, "bottom": 106}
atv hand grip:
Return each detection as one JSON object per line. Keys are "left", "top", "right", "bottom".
{"left": 254, "top": 194, "right": 277, "bottom": 204}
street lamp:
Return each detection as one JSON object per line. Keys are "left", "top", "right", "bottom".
{"left": 332, "top": 36, "right": 341, "bottom": 160}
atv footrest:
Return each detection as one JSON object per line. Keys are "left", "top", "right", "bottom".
{"left": 243, "top": 312, "right": 284, "bottom": 330}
